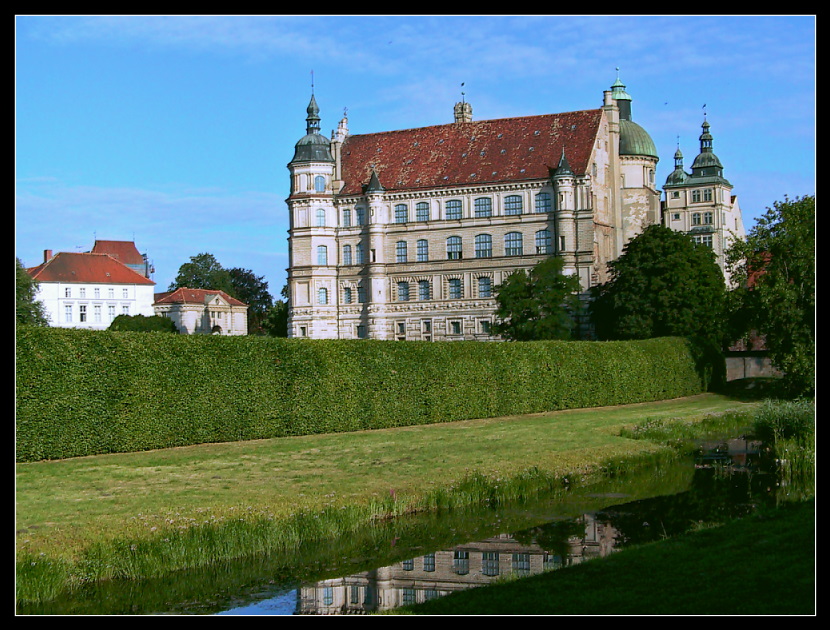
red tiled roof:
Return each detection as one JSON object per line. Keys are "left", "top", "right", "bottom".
{"left": 27, "top": 252, "right": 155, "bottom": 285}
{"left": 90, "top": 240, "right": 146, "bottom": 266}
{"left": 336, "top": 109, "right": 603, "bottom": 197}
{"left": 153, "top": 287, "right": 247, "bottom": 307}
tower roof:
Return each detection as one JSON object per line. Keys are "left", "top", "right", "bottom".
{"left": 290, "top": 93, "right": 334, "bottom": 164}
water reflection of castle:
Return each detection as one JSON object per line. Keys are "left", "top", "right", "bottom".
{"left": 296, "top": 513, "right": 619, "bottom": 614}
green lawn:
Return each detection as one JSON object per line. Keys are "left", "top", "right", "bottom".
{"left": 17, "top": 393, "right": 762, "bottom": 602}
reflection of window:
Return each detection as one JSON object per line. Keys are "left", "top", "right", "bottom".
{"left": 402, "top": 558, "right": 414, "bottom": 571}
{"left": 482, "top": 552, "right": 500, "bottom": 576}
{"left": 424, "top": 553, "right": 436, "bottom": 572}
{"left": 513, "top": 553, "right": 531, "bottom": 576}
{"left": 453, "top": 551, "right": 469, "bottom": 575}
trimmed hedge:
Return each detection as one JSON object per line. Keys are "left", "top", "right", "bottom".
{"left": 15, "top": 327, "right": 722, "bottom": 462}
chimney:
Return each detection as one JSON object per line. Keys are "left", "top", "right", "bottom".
{"left": 44, "top": 249, "right": 52, "bottom": 263}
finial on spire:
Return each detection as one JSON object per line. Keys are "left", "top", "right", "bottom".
{"left": 311, "top": 69, "right": 315, "bottom": 94}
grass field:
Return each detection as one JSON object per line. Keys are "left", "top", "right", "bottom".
{"left": 16, "top": 393, "right": 767, "bottom": 604}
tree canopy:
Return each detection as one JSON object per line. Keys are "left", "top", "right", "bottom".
{"left": 725, "top": 195, "right": 815, "bottom": 397}
{"left": 108, "top": 314, "right": 179, "bottom": 333}
{"left": 16, "top": 257, "right": 48, "bottom": 327}
{"left": 491, "top": 256, "right": 582, "bottom": 341}
{"left": 589, "top": 224, "right": 727, "bottom": 345}
{"left": 168, "top": 253, "right": 235, "bottom": 295}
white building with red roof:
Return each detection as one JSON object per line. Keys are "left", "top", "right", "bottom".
{"left": 152, "top": 288, "right": 248, "bottom": 336}
{"left": 26, "top": 248, "right": 156, "bottom": 330}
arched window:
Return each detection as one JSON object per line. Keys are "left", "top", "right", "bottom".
{"left": 505, "top": 232, "right": 523, "bottom": 256}
{"left": 446, "top": 199, "right": 462, "bottom": 220}
{"left": 475, "top": 234, "right": 492, "bottom": 258}
{"left": 416, "top": 239, "right": 429, "bottom": 262}
{"left": 318, "top": 287, "right": 328, "bottom": 304}
{"left": 316, "top": 208, "right": 326, "bottom": 227}
{"left": 478, "top": 276, "right": 492, "bottom": 298}
{"left": 395, "top": 204, "right": 408, "bottom": 223}
{"left": 342, "top": 244, "right": 352, "bottom": 265}
{"left": 447, "top": 236, "right": 462, "bottom": 260}
{"left": 396, "top": 240, "right": 408, "bottom": 263}
{"left": 416, "top": 202, "right": 429, "bottom": 221}
{"left": 397, "top": 281, "right": 410, "bottom": 302}
{"left": 535, "top": 229, "right": 551, "bottom": 254}
{"left": 342, "top": 209, "right": 352, "bottom": 227}
{"left": 448, "top": 278, "right": 462, "bottom": 299}
{"left": 474, "top": 197, "right": 492, "bottom": 217}
{"left": 535, "top": 192, "right": 551, "bottom": 213}
{"left": 504, "top": 195, "right": 522, "bottom": 215}
{"left": 314, "top": 175, "right": 326, "bottom": 192}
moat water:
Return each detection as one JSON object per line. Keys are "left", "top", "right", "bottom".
{"left": 21, "top": 435, "right": 807, "bottom": 615}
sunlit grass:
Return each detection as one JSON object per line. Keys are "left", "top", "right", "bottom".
{"left": 16, "top": 393, "right": 760, "bottom": 604}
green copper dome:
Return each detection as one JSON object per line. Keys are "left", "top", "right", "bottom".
{"left": 290, "top": 94, "right": 334, "bottom": 164}
{"left": 619, "top": 119, "right": 658, "bottom": 159}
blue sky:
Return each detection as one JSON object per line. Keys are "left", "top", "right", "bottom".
{"left": 16, "top": 15, "right": 816, "bottom": 297}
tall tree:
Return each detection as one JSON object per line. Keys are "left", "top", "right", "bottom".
{"left": 589, "top": 225, "right": 726, "bottom": 345}
{"left": 16, "top": 257, "right": 48, "bottom": 326}
{"left": 227, "top": 267, "right": 273, "bottom": 335}
{"left": 262, "top": 284, "right": 289, "bottom": 337}
{"left": 491, "top": 256, "right": 582, "bottom": 341}
{"left": 168, "top": 253, "right": 234, "bottom": 295}
{"left": 725, "top": 195, "right": 815, "bottom": 397}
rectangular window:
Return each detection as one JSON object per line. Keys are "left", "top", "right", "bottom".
{"left": 479, "top": 319, "right": 491, "bottom": 334}
{"left": 512, "top": 553, "right": 531, "bottom": 576}
{"left": 122, "top": 305, "right": 129, "bottom": 315}
{"left": 475, "top": 234, "right": 492, "bottom": 258}
{"left": 317, "top": 245, "right": 328, "bottom": 265}
{"left": 482, "top": 552, "right": 500, "bottom": 577}
{"left": 94, "top": 305, "right": 102, "bottom": 322}
{"left": 64, "top": 287, "right": 71, "bottom": 298}
{"left": 416, "top": 239, "right": 428, "bottom": 262}
{"left": 478, "top": 276, "right": 492, "bottom": 298}
{"left": 397, "top": 281, "right": 409, "bottom": 301}
{"left": 692, "top": 190, "right": 701, "bottom": 203}
{"left": 94, "top": 288, "right": 100, "bottom": 298}
{"left": 704, "top": 188, "right": 713, "bottom": 202}
{"left": 343, "top": 209, "right": 352, "bottom": 227}
{"left": 356, "top": 324, "right": 366, "bottom": 339}
{"left": 108, "top": 288, "right": 114, "bottom": 298}
{"left": 343, "top": 245, "right": 352, "bottom": 265}
{"left": 453, "top": 551, "right": 469, "bottom": 575}
{"left": 418, "top": 280, "right": 430, "bottom": 301}
{"left": 79, "top": 305, "right": 87, "bottom": 322}
{"left": 416, "top": 202, "right": 429, "bottom": 221}
{"left": 505, "top": 232, "right": 523, "bottom": 256}
{"left": 343, "top": 287, "right": 352, "bottom": 304}
{"left": 703, "top": 211, "right": 713, "bottom": 224}
{"left": 447, "top": 236, "right": 462, "bottom": 260}
{"left": 423, "top": 553, "right": 436, "bottom": 572}
{"left": 448, "top": 278, "right": 462, "bottom": 299}
{"left": 80, "top": 288, "right": 86, "bottom": 298}
{"left": 123, "top": 289, "right": 129, "bottom": 298}
{"left": 65, "top": 305, "right": 72, "bottom": 322}
{"left": 357, "top": 286, "right": 366, "bottom": 303}
{"left": 450, "top": 320, "right": 462, "bottom": 335}
{"left": 108, "top": 304, "right": 116, "bottom": 321}
{"left": 356, "top": 208, "right": 366, "bottom": 225}
{"left": 535, "top": 229, "right": 552, "bottom": 254}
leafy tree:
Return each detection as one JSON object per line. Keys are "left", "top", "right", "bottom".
{"left": 725, "top": 195, "right": 815, "bottom": 397}
{"left": 168, "top": 253, "right": 235, "bottom": 295}
{"left": 589, "top": 224, "right": 726, "bottom": 345}
{"left": 16, "top": 257, "right": 48, "bottom": 326}
{"left": 262, "top": 284, "right": 289, "bottom": 337}
{"left": 227, "top": 267, "right": 273, "bottom": 335}
{"left": 491, "top": 256, "right": 582, "bottom": 341}
{"left": 108, "top": 314, "right": 179, "bottom": 333}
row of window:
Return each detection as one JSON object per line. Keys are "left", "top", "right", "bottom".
{"left": 65, "top": 303, "right": 130, "bottom": 323}
{"left": 318, "top": 230, "right": 555, "bottom": 266}
{"left": 670, "top": 189, "right": 714, "bottom": 202}
{"left": 401, "top": 551, "right": 562, "bottom": 577}
{"left": 670, "top": 211, "right": 714, "bottom": 225}
{"left": 315, "top": 275, "right": 495, "bottom": 306}
{"left": 324, "top": 192, "right": 553, "bottom": 228}
{"left": 63, "top": 287, "right": 131, "bottom": 299}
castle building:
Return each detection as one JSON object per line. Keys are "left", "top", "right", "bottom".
{"left": 286, "top": 75, "right": 661, "bottom": 340}
{"left": 661, "top": 117, "right": 745, "bottom": 285}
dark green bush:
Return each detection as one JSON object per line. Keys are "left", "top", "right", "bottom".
{"left": 15, "top": 327, "right": 719, "bottom": 462}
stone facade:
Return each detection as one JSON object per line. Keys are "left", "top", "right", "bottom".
{"left": 286, "top": 76, "right": 661, "bottom": 341}
{"left": 662, "top": 118, "right": 746, "bottom": 285}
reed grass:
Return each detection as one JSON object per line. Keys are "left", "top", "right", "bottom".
{"left": 16, "top": 394, "right": 762, "bottom": 606}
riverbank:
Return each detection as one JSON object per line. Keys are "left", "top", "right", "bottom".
{"left": 393, "top": 497, "right": 815, "bottom": 615}
{"left": 15, "top": 394, "right": 768, "bottom": 606}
